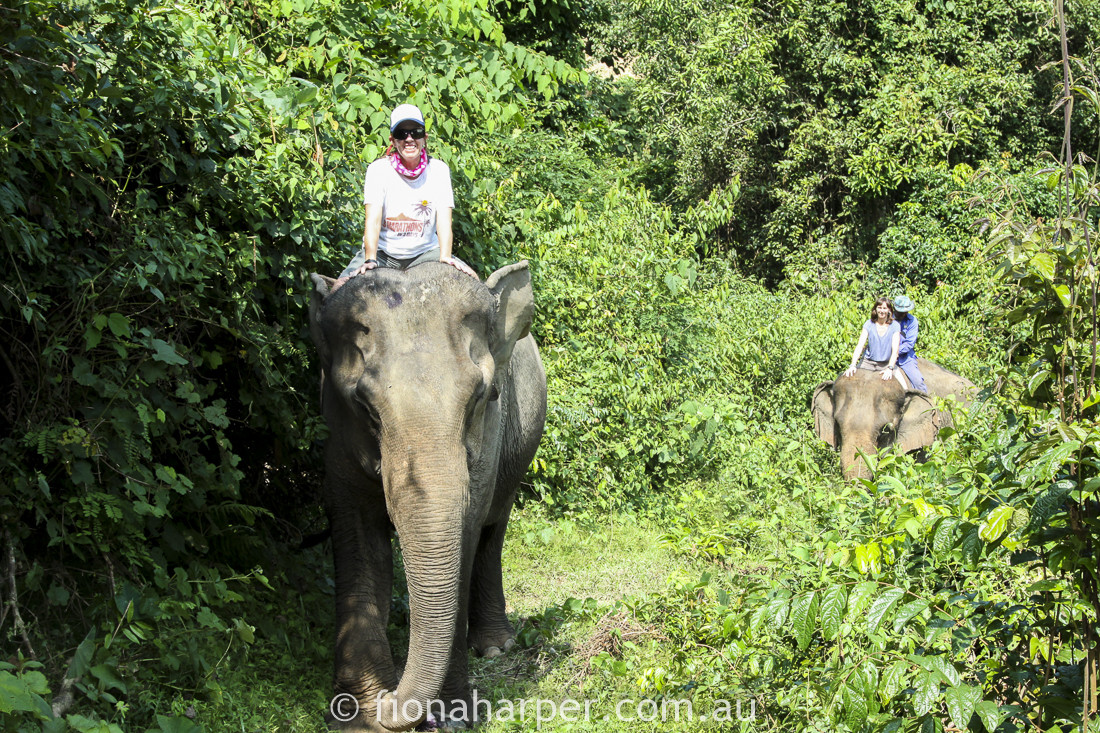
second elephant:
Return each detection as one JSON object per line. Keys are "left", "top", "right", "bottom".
{"left": 812, "top": 357, "right": 976, "bottom": 479}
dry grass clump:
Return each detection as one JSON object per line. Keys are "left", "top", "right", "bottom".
{"left": 574, "top": 611, "right": 662, "bottom": 671}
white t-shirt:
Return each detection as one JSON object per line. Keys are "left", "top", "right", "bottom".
{"left": 363, "top": 157, "right": 455, "bottom": 259}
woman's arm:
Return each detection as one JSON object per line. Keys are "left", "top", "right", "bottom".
{"left": 437, "top": 205, "right": 454, "bottom": 260}
{"left": 844, "top": 327, "right": 868, "bottom": 377}
{"left": 351, "top": 202, "right": 384, "bottom": 275}
{"left": 882, "top": 331, "right": 901, "bottom": 381}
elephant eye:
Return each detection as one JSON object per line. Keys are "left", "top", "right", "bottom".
{"left": 351, "top": 324, "right": 375, "bottom": 358}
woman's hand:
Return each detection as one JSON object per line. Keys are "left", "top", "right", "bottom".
{"left": 350, "top": 257, "right": 379, "bottom": 276}
{"left": 843, "top": 365, "right": 857, "bottom": 378}
{"left": 881, "top": 368, "right": 894, "bottom": 381}
{"left": 444, "top": 256, "right": 479, "bottom": 279}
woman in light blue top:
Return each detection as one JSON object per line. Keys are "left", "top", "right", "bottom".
{"left": 843, "top": 297, "right": 903, "bottom": 384}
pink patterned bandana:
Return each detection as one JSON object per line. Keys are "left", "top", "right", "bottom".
{"left": 392, "top": 149, "right": 428, "bottom": 179}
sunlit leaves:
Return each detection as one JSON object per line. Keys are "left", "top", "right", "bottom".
{"left": 977, "top": 504, "right": 1014, "bottom": 542}
{"left": 790, "top": 591, "right": 819, "bottom": 650}
{"left": 866, "top": 588, "right": 905, "bottom": 635}
{"left": 819, "top": 585, "right": 846, "bottom": 641}
{"left": 913, "top": 669, "right": 940, "bottom": 716}
{"left": 944, "top": 684, "right": 981, "bottom": 730}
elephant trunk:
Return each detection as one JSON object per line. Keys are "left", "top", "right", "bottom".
{"left": 376, "top": 419, "right": 470, "bottom": 731}
{"left": 840, "top": 429, "right": 878, "bottom": 480}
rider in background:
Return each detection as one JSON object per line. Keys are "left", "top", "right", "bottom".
{"left": 892, "top": 295, "right": 928, "bottom": 392}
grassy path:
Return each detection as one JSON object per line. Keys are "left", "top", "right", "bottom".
{"left": 193, "top": 510, "right": 725, "bottom": 732}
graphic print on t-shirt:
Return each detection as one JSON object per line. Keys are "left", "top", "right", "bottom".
{"left": 385, "top": 213, "right": 425, "bottom": 236}
{"left": 384, "top": 200, "right": 432, "bottom": 238}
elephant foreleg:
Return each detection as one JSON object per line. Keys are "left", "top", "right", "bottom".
{"left": 467, "top": 515, "right": 515, "bottom": 657}
{"left": 329, "top": 503, "right": 397, "bottom": 730}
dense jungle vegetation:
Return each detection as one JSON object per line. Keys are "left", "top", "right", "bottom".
{"left": 6, "top": 0, "right": 1100, "bottom": 730}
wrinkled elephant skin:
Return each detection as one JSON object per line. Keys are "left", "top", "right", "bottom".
{"left": 812, "top": 358, "right": 975, "bottom": 479}
{"left": 309, "top": 262, "right": 547, "bottom": 731}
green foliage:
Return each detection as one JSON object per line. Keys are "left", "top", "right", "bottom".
{"left": 0, "top": 0, "right": 581, "bottom": 726}
{"left": 587, "top": 0, "right": 1060, "bottom": 281}
{"left": 3, "top": 0, "right": 1098, "bottom": 729}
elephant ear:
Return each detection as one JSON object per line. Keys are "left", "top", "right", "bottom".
{"left": 485, "top": 260, "right": 534, "bottom": 368}
{"left": 896, "top": 391, "right": 949, "bottom": 453}
{"left": 811, "top": 381, "right": 837, "bottom": 448}
{"left": 308, "top": 273, "right": 337, "bottom": 366}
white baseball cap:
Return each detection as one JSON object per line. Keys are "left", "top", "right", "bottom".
{"left": 390, "top": 104, "right": 425, "bottom": 133}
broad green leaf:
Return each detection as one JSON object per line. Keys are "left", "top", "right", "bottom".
{"left": 70, "top": 461, "right": 94, "bottom": 486}
{"left": 854, "top": 542, "right": 882, "bottom": 574}
{"left": 790, "top": 591, "right": 818, "bottom": 650}
{"left": 932, "top": 517, "right": 960, "bottom": 555}
{"left": 928, "top": 655, "right": 960, "bottom": 686}
{"left": 750, "top": 601, "right": 769, "bottom": 633}
{"left": 978, "top": 504, "right": 1014, "bottom": 542}
{"left": 234, "top": 618, "right": 256, "bottom": 644}
{"left": 89, "top": 664, "right": 127, "bottom": 693}
{"left": 151, "top": 339, "right": 188, "bottom": 365}
{"left": 842, "top": 683, "right": 869, "bottom": 730}
{"left": 866, "top": 587, "right": 905, "bottom": 635}
{"left": 903, "top": 517, "right": 923, "bottom": 538}
{"left": 847, "top": 581, "right": 879, "bottom": 620}
{"left": 893, "top": 598, "right": 930, "bottom": 632}
{"left": 914, "top": 669, "right": 939, "bottom": 716}
{"left": 1027, "top": 481, "right": 1073, "bottom": 532}
{"left": 960, "top": 524, "right": 982, "bottom": 566}
{"left": 766, "top": 592, "right": 791, "bottom": 627}
{"left": 941, "top": 682, "right": 985, "bottom": 726}
{"left": 1030, "top": 251, "right": 1055, "bottom": 280}
{"left": 974, "top": 700, "right": 1003, "bottom": 733}
{"left": 882, "top": 660, "right": 910, "bottom": 701}
{"left": 819, "top": 585, "right": 847, "bottom": 641}
{"left": 107, "top": 312, "right": 130, "bottom": 337}
{"left": 295, "top": 85, "right": 318, "bottom": 105}
{"left": 1026, "top": 368, "right": 1049, "bottom": 395}
{"left": 1022, "top": 440, "right": 1080, "bottom": 483}
{"left": 0, "top": 669, "right": 53, "bottom": 719}
{"left": 855, "top": 660, "right": 880, "bottom": 700}
{"left": 71, "top": 634, "right": 95, "bottom": 679}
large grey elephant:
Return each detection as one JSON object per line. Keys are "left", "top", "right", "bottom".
{"left": 309, "top": 261, "right": 547, "bottom": 731}
{"left": 812, "top": 357, "right": 975, "bottom": 479}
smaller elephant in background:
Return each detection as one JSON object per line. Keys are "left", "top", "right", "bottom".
{"left": 812, "top": 357, "right": 976, "bottom": 479}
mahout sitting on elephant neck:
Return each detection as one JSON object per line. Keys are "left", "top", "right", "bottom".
{"left": 309, "top": 260, "right": 547, "bottom": 732}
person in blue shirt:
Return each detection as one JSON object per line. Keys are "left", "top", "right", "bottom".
{"left": 844, "top": 297, "right": 902, "bottom": 382}
{"left": 892, "top": 294, "right": 928, "bottom": 392}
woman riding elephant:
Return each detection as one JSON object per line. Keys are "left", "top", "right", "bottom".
{"left": 337, "top": 103, "right": 477, "bottom": 287}
{"left": 843, "top": 297, "right": 906, "bottom": 387}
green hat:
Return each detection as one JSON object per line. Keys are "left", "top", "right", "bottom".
{"left": 893, "top": 295, "right": 914, "bottom": 312}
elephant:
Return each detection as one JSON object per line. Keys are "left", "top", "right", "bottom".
{"left": 308, "top": 261, "right": 547, "bottom": 731}
{"left": 811, "top": 357, "right": 975, "bottom": 479}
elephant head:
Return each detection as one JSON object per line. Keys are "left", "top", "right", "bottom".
{"left": 812, "top": 367, "right": 952, "bottom": 480}
{"left": 309, "top": 261, "right": 542, "bottom": 731}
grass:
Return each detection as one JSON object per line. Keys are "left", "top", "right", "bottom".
{"left": 171, "top": 506, "right": 728, "bottom": 732}
{"left": 471, "top": 508, "right": 729, "bottom": 733}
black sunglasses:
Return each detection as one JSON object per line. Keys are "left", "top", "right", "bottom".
{"left": 393, "top": 128, "right": 426, "bottom": 140}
